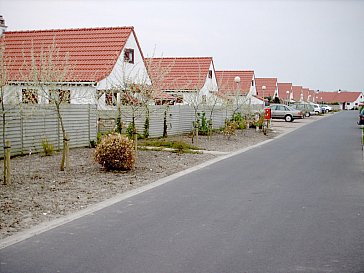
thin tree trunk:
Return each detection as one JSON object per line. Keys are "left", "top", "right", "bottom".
{"left": 1, "top": 88, "right": 10, "bottom": 184}
{"left": 56, "top": 104, "right": 69, "bottom": 171}
{"left": 4, "top": 140, "right": 11, "bottom": 185}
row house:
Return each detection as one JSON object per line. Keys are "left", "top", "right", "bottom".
{"left": 315, "top": 91, "right": 364, "bottom": 110}
{"left": 291, "top": 85, "right": 303, "bottom": 102}
{"left": 277, "top": 82, "right": 292, "bottom": 102}
{"left": 1, "top": 26, "right": 151, "bottom": 109}
{"left": 215, "top": 70, "right": 262, "bottom": 106}
{"left": 255, "top": 78, "right": 279, "bottom": 103}
{"left": 145, "top": 57, "right": 219, "bottom": 105}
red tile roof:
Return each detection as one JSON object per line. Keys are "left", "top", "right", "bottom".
{"left": 215, "top": 70, "right": 254, "bottom": 96}
{"left": 277, "top": 82, "right": 292, "bottom": 99}
{"left": 291, "top": 85, "right": 302, "bottom": 101}
{"left": 315, "top": 91, "right": 363, "bottom": 103}
{"left": 255, "top": 78, "right": 277, "bottom": 98}
{"left": 2, "top": 27, "right": 140, "bottom": 82}
{"left": 145, "top": 57, "right": 213, "bottom": 91}
{"left": 301, "top": 87, "right": 310, "bottom": 101}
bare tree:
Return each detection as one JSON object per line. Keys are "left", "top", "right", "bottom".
{"left": 99, "top": 56, "right": 154, "bottom": 159}
{"left": 20, "top": 40, "right": 74, "bottom": 171}
{"left": 144, "top": 57, "right": 179, "bottom": 138}
{"left": 0, "top": 40, "right": 13, "bottom": 184}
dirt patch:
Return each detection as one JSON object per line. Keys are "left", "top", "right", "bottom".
{"left": 0, "top": 129, "right": 277, "bottom": 240}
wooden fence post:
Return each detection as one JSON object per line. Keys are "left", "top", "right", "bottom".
{"left": 3, "top": 140, "right": 11, "bottom": 185}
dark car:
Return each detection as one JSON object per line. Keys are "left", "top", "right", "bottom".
{"left": 358, "top": 108, "right": 364, "bottom": 125}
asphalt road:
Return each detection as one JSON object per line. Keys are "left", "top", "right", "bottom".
{"left": 1, "top": 111, "right": 363, "bottom": 273}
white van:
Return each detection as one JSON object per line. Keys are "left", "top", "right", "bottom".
{"left": 312, "top": 104, "right": 323, "bottom": 114}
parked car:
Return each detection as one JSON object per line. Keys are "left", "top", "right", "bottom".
{"left": 358, "top": 108, "right": 364, "bottom": 125}
{"left": 321, "top": 104, "right": 332, "bottom": 112}
{"left": 312, "top": 104, "right": 324, "bottom": 114}
{"left": 289, "top": 103, "right": 314, "bottom": 117}
{"left": 269, "top": 104, "right": 304, "bottom": 122}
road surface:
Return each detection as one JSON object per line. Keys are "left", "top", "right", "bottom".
{"left": 1, "top": 111, "right": 363, "bottom": 273}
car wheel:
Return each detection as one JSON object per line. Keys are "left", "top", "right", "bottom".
{"left": 305, "top": 112, "right": 310, "bottom": 117}
{"left": 285, "top": 115, "right": 293, "bottom": 122}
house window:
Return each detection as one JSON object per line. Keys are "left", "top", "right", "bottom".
{"left": 59, "top": 90, "right": 71, "bottom": 103}
{"left": 171, "top": 94, "right": 183, "bottom": 104}
{"left": 202, "top": 95, "right": 207, "bottom": 104}
{"left": 105, "top": 92, "right": 117, "bottom": 106}
{"left": 49, "top": 89, "right": 70, "bottom": 103}
{"left": 347, "top": 102, "right": 351, "bottom": 105}
{"left": 22, "top": 89, "right": 38, "bottom": 104}
{"left": 208, "top": 70, "right": 212, "bottom": 79}
{"left": 124, "top": 48, "right": 134, "bottom": 64}
{"left": 252, "top": 80, "right": 254, "bottom": 86}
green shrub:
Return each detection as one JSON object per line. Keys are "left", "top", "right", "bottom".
{"left": 126, "top": 122, "right": 136, "bottom": 139}
{"left": 231, "top": 112, "right": 247, "bottom": 130}
{"left": 253, "top": 115, "right": 265, "bottom": 128}
{"left": 94, "top": 134, "right": 135, "bottom": 171}
{"left": 198, "top": 112, "right": 211, "bottom": 135}
{"left": 115, "top": 116, "right": 123, "bottom": 134}
{"left": 41, "top": 138, "right": 54, "bottom": 156}
{"left": 192, "top": 112, "right": 212, "bottom": 136}
{"left": 97, "top": 131, "right": 112, "bottom": 144}
{"left": 144, "top": 116, "right": 150, "bottom": 139}
{"left": 140, "top": 139, "right": 200, "bottom": 151}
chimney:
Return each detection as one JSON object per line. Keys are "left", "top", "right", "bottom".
{"left": 0, "top": 15, "right": 8, "bottom": 37}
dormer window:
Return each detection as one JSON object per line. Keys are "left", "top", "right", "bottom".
{"left": 124, "top": 48, "right": 134, "bottom": 64}
{"left": 208, "top": 70, "right": 212, "bottom": 79}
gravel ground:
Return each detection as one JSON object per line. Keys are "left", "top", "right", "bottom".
{"left": 0, "top": 128, "right": 277, "bottom": 239}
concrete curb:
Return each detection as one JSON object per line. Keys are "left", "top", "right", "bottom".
{"left": 0, "top": 114, "right": 325, "bottom": 249}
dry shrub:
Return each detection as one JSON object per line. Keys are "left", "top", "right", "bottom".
{"left": 94, "top": 134, "right": 135, "bottom": 171}
{"left": 223, "top": 120, "right": 238, "bottom": 139}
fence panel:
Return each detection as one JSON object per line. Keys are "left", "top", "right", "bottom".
{"left": 96, "top": 105, "right": 244, "bottom": 138}
{"left": 0, "top": 104, "right": 97, "bottom": 158}
{"left": 1, "top": 103, "right": 258, "bottom": 158}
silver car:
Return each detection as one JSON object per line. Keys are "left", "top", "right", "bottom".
{"left": 269, "top": 104, "right": 304, "bottom": 122}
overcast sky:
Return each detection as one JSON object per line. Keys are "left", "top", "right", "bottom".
{"left": 1, "top": 0, "right": 363, "bottom": 91}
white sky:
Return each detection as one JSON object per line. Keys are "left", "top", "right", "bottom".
{"left": 1, "top": 0, "right": 364, "bottom": 91}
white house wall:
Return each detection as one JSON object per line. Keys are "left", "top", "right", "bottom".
{"left": 201, "top": 62, "right": 219, "bottom": 94}
{"left": 250, "top": 75, "right": 257, "bottom": 96}
{"left": 2, "top": 85, "right": 20, "bottom": 104}
{"left": 183, "top": 62, "right": 219, "bottom": 106}
{"left": 70, "top": 86, "right": 97, "bottom": 104}
{"left": 345, "top": 93, "right": 364, "bottom": 109}
{"left": 96, "top": 31, "right": 151, "bottom": 91}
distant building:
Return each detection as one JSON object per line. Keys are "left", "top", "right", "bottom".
{"left": 315, "top": 91, "right": 364, "bottom": 110}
